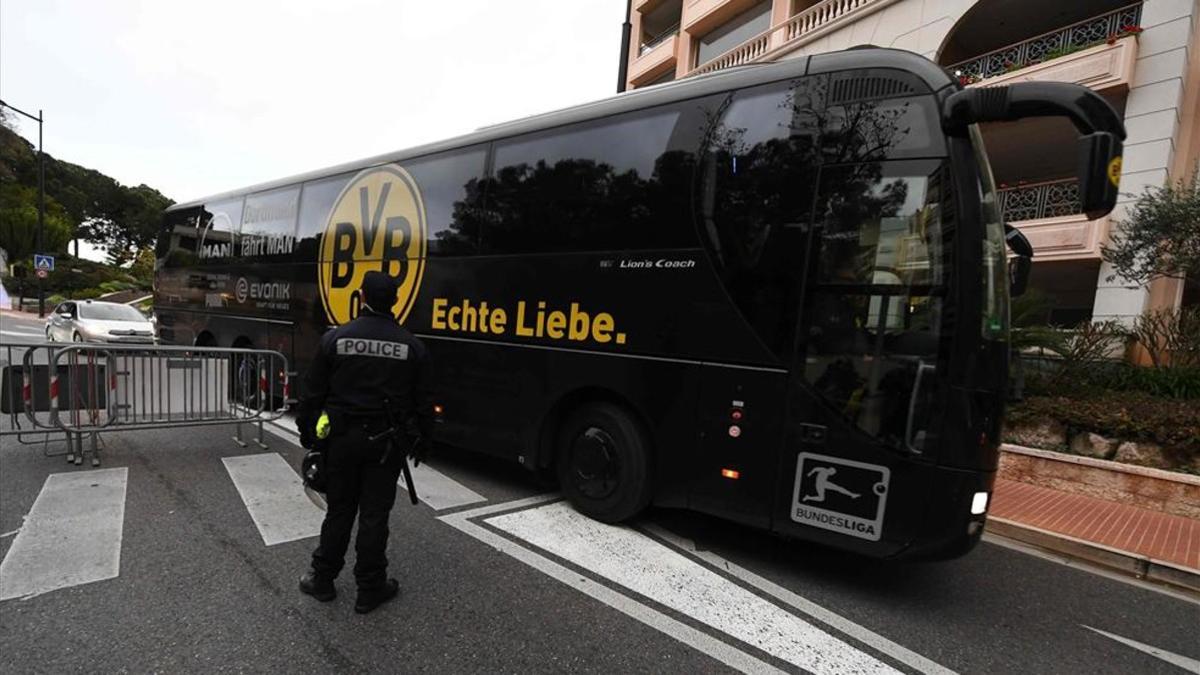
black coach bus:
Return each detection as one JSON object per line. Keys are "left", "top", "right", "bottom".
{"left": 155, "top": 48, "right": 1124, "bottom": 560}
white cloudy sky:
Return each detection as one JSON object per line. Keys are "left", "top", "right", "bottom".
{"left": 1, "top": 0, "right": 626, "bottom": 206}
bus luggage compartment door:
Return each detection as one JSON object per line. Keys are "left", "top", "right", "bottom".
{"left": 688, "top": 365, "right": 787, "bottom": 530}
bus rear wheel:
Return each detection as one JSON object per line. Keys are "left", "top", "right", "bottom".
{"left": 556, "top": 402, "right": 651, "bottom": 524}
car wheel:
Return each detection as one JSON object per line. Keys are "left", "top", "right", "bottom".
{"left": 556, "top": 402, "right": 652, "bottom": 524}
{"left": 72, "top": 332, "right": 83, "bottom": 343}
{"left": 46, "top": 326, "right": 54, "bottom": 342}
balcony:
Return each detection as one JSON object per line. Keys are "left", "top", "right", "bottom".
{"left": 948, "top": 3, "right": 1142, "bottom": 89}
{"left": 630, "top": 26, "right": 680, "bottom": 86}
{"left": 687, "top": 0, "right": 895, "bottom": 77}
{"left": 1000, "top": 178, "right": 1110, "bottom": 261}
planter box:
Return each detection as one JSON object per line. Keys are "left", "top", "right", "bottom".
{"left": 999, "top": 444, "right": 1200, "bottom": 520}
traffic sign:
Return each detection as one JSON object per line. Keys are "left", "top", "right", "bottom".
{"left": 36, "top": 268, "right": 48, "bottom": 279}
{"left": 34, "top": 254, "right": 54, "bottom": 272}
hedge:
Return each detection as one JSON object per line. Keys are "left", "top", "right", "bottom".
{"left": 1007, "top": 392, "right": 1200, "bottom": 458}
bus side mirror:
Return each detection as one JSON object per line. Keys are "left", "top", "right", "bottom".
{"left": 1009, "top": 255, "right": 1031, "bottom": 297}
{"left": 1078, "top": 132, "right": 1122, "bottom": 219}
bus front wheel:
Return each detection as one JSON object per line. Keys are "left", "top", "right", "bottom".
{"left": 556, "top": 402, "right": 652, "bottom": 524}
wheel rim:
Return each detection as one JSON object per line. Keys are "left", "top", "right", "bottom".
{"left": 73, "top": 333, "right": 82, "bottom": 342}
{"left": 570, "top": 426, "right": 620, "bottom": 500}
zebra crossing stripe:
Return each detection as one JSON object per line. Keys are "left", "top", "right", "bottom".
{"left": 222, "top": 453, "right": 324, "bottom": 546}
{"left": 486, "top": 501, "right": 905, "bottom": 675}
{"left": 0, "top": 468, "right": 128, "bottom": 601}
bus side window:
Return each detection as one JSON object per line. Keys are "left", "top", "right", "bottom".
{"left": 158, "top": 207, "right": 203, "bottom": 269}
{"left": 240, "top": 186, "right": 300, "bottom": 261}
{"left": 699, "top": 77, "right": 822, "bottom": 359}
{"left": 196, "top": 197, "right": 243, "bottom": 262}
{"left": 482, "top": 106, "right": 686, "bottom": 255}
{"left": 403, "top": 146, "right": 488, "bottom": 256}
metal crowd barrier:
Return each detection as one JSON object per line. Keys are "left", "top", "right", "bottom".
{"left": 1, "top": 341, "right": 291, "bottom": 466}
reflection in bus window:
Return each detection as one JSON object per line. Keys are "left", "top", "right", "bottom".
{"left": 700, "top": 78, "right": 821, "bottom": 358}
{"left": 197, "top": 197, "right": 243, "bottom": 262}
{"left": 479, "top": 107, "right": 686, "bottom": 254}
{"left": 408, "top": 146, "right": 487, "bottom": 256}
{"left": 805, "top": 160, "right": 949, "bottom": 451}
{"left": 241, "top": 186, "right": 299, "bottom": 260}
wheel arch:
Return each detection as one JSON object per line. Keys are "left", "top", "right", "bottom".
{"left": 533, "top": 386, "right": 654, "bottom": 471}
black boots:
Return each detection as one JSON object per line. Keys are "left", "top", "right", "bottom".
{"left": 354, "top": 578, "right": 399, "bottom": 614}
{"left": 299, "top": 571, "right": 336, "bottom": 602}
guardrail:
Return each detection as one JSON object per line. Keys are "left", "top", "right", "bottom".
{"left": 947, "top": 3, "right": 1142, "bottom": 84}
{"left": 690, "top": 0, "right": 883, "bottom": 76}
{"left": 998, "top": 178, "right": 1082, "bottom": 222}
{"left": 1, "top": 341, "right": 291, "bottom": 466}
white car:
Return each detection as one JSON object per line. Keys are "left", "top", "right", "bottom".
{"left": 46, "top": 300, "right": 157, "bottom": 344}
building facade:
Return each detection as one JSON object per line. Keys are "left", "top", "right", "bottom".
{"left": 623, "top": 0, "right": 1200, "bottom": 325}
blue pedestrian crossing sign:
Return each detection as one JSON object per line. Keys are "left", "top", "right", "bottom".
{"left": 34, "top": 254, "right": 54, "bottom": 272}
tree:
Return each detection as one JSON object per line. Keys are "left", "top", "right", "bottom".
{"left": 0, "top": 183, "right": 73, "bottom": 260}
{"left": 1102, "top": 169, "right": 1200, "bottom": 284}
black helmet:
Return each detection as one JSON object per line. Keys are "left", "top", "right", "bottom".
{"left": 301, "top": 450, "right": 327, "bottom": 494}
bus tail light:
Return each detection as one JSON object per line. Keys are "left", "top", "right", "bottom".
{"left": 970, "top": 491, "right": 989, "bottom": 515}
{"left": 721, "top": 468, "right": 740, "bottom": 480}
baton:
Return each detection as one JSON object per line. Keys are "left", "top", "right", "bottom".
{"left": 398, "top": 436, "right": 419, "bottom": 506}
{"left": 369, "top": 417, "right": 422, "bottom": 502}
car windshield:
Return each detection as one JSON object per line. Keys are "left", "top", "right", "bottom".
{"left": 78, "top": 303, "right": 147, "bottom": 322}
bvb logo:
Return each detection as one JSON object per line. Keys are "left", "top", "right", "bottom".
{"left": 318, "top": 164, "right": 427, "bottom": 325}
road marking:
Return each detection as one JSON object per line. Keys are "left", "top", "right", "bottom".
{"left": 0, "top": 467, "right": 128, "bottom": 601}
{"left": 222, "top": 453, "right": 324, "bottom": 546}
{"left": 441, "top": 496, "right": 787, "bottom": 674}
{"left": 644, "top": 524, "right": 956, "bottom": 675}
{"left": 262, "top": 417, "right": 485, "bottom": 512}
{"left": 484, "top": 500, "right": 902, "bottom": 675}
{"left": 1083, "top": 625, "right": 1200, "bottom": 672}
{"left": 400, "top": 459, "right": 486, "bottom": 511}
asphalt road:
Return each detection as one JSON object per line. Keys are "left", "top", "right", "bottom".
{"left": 1, "top": 311, "right": 1198, "bottom": 674}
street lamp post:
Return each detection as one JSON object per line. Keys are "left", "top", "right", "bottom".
{"left": 0, "top": 100, "right": 46, "bottom": 317}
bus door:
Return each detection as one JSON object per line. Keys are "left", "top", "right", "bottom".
{"left": 773, "top": 158, "right": 950, "bottom": 552}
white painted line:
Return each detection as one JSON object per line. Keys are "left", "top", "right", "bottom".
{"left": 440, "top": 496, "right": 786, "bottom": 675}
{"left": 644, "top": 524, "right": 956, "bottom": 675}
{"left": 222, "top": 453, "right": 324, "bottom": 546}
{"left": 263, "top": 417, "right": 485, "bottom": 512}
{"left": 400, "top": 459, "right": 486, "bottom": 511}
{"left": 486, "top": 501, "right": 901, "bottom": 675}
{"left": 1083, "top": 625, "right": 1200, "bottom": 672}
{"left": 0, "top": 467, "right": 128, "bottom": 601}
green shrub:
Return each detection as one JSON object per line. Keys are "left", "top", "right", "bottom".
{"left": 1008, "top": 392, "right": 1200, "bottom": 458}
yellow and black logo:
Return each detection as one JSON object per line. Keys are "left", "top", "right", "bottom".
{"left": 318, "top": 165, "right": 427, "bottom": 325}
{"left": 1107, "top": 156, "right": 1122, "bottom": 188}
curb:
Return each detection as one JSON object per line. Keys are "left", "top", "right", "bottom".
{"left": 986, "top": 517, "right": 1200, "bottom": 595}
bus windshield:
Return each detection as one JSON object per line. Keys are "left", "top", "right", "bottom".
{"left": 970, "top": 124, "right": 1010, "bottom": 341}
{"left": 804, "top": 160, "right": 947, "bottom": 453}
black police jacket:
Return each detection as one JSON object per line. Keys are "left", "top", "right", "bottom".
{"left": 297, "top": 309, "right": 434, "bottom": 443}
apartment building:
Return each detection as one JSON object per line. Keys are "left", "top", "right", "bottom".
{"left": 623, "top": 0, "right": 1200, "bottom": 324}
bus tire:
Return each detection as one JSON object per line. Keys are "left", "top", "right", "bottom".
{"left": 556, "top": 402, "right": 651, "bottom": 524}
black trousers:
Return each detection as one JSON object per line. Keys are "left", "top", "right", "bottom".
{"left": 311, "top": 423, "right": 404, "bottom": 589}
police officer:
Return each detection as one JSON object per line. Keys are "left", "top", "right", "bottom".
{"left": 296, "top": 270, "right": 434, "bottom": 614}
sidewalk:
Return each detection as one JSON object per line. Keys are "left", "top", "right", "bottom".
{"left": 989, "top": 478, "right": 1200, "bottom": 592}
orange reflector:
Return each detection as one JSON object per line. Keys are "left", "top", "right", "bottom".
{"left": 721, "top": 468, "right": 740, "bottom": 480}
{"left": 433, "top": 404, "right": 445, "bottom": 415}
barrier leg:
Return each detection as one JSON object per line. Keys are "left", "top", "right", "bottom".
{"left": 66, "top": 432, "right": 76, "bottom": 464}
{"left": 73, "top": 433, "right": 83, "bottom": 466}
{"left": 254, "top": 420, "right": 269, "bottom": 450}
{"left": 90, "top": 432, "right": 100, "bottom": 467}
{"left": 232, "top": 422, "right": 247, "bottom": 448}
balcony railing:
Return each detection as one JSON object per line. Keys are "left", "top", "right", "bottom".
{"left": 999, "top": 178, "right": 1082, "bottom": 222}
{"left": 639, "top": 22, "right": 680, "bottom": 55}
{"left": 691, "top": 0, "right": 879, "bottom": 76}
{"left": 948, "top": 3, "right": 1142, "bottom": 84}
